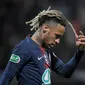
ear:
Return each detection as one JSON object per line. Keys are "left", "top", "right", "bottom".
{"left": 42, "top": 24, "right": 50, "bottom": 33}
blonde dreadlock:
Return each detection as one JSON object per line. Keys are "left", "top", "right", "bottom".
{"left": 26, "top": 7, "right": 66, "bottom": 30}
{"left": 26, "top": 7, "right": 78, "bottom": 39}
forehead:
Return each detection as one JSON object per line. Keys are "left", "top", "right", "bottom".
{"left": 50, "top": 24, "right": 65, "bottom": 35}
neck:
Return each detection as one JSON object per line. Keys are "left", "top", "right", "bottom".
{"left": 31, "top": 29, "right": 48, "bottom": 50}
{"left": 31, "top": 34, "right": 48, "bottom": 50}
{"left": 31, "top": 31, "right": 42, "bottom": 47}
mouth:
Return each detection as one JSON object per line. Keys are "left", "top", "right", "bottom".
{"left": 49, "top": 43, "right": 57, "bottom": 48}
{"left": 50, "top": 44, "right": 54, "bottom": 47}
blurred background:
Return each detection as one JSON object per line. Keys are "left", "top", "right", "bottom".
{"left": 0, "top": 0, "right": 85, "bottom": 85}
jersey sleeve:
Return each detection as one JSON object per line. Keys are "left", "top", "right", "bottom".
{"left": 0, "top": 46, "right": 31, "bottom": 85}
{"left": 51, "top": 50, "right": 84, "bottom": 78}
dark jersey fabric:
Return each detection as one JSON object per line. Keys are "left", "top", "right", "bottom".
{"left": 0, "top": 36, "right": 84, "bottom": 85}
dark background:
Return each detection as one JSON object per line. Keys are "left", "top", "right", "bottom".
{"left": 0, "top": 0, "right": 85, "bottom": 85}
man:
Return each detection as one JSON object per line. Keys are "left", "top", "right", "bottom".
{"left": 0, "top": 8, "right": 85, "bottom": 85}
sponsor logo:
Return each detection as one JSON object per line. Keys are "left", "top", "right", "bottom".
{"left": 9, "top": 54, "right": 20, "bottom": 63}
{"left": 42, "top": 68, "right": 51, "bottom": 85}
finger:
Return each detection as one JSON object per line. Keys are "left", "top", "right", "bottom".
{"left": 79, "top": 31, "right": 84, "bottom": 35}
{"left": 79, "top": 37, "right": 85, "bottom": 40}
{"left": 80, "top": 40, "right": 85, "bottom": 43}
{"left": 79, "top": 42, "right": 85, "bottom": 45}
{"left": 76, "top": 41, "right": 85, "bottom": 46}
{"left": 77, "top": 41, "right": 85, "bottom": 45}
{"left": 79, "top": 35, "right": 85, "bottom": 38}
{"left": 79, "top": 40, "right": 85, "bottom": 42}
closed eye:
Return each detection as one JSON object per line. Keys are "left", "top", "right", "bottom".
{"left": 55, "top": 34, "right": 62, "bottom": 39}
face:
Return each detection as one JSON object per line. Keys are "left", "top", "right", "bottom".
{"left": 42, "top": 24, "right": 65, "bottom": 47}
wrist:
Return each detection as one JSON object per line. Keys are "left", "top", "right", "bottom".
{"left": 78, "top": 45, "right": 85, "bottom": 51}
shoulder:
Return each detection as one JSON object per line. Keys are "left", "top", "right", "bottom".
{"left": 12, "top": 37, "right": 32, "bottom": 54}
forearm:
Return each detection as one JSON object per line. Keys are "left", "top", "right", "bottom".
{"left": 0, "top": 62, "right": 16, "bottom": 85}
{"left": 52, "top": 50, "right": 84, "bottom": 78}
{"left": 66, "top": 49, "right": 84, "bottom": 69}
{"left": 0, "top": 71, "right": 12, "bottom": 85}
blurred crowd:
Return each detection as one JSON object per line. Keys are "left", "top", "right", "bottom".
{"left": 0, "top": 0, "right": 85, "bottom": 85}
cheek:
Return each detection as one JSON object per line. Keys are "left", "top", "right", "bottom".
{"left": 43, "top": 35, "right": 51, "bottom": 44}
{"left": 43, "top": 33, "right": 55, "bottom": 44}
{"left": 46, "top": 35, "right": 55, "bottom": 43}
{"left": 49, "top": 33, "right": 55, "bottom": 40}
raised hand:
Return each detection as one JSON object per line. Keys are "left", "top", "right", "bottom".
{"left": 76, "top": 31, "right": 85, "bottom": 51}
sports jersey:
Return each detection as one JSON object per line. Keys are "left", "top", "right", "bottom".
{"left": 0, "top": 36, "right": 84, "bottom": 85}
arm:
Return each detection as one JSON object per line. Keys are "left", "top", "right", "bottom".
{"left": 51, "top": 50, "right": 84, "bottom": 78}
{"left": 0, "top": 46, "right": 31, "bottom": 85}
{"left": 51, "top": 31, "right": 85, "bottom": 78}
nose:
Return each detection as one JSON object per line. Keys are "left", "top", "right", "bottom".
{"left": 55, "top": 39, "right": 60, "bottom": 44}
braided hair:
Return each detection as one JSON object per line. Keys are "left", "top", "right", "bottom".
{"left": 26, "top": 7, "right": 78, "bottom": 38}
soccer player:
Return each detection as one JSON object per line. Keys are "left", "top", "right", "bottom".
{"left": 0, "top": 8, "right": 85, "bottom": 85}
